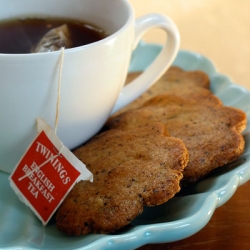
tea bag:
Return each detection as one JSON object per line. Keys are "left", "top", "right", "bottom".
{"left": 9, "top": 49, "right": 93, "bottom": 225}
{"left": 32, "top": 24, "right": 73, "bottom": 53}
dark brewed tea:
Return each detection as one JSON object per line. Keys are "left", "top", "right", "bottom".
{"left": 0, "top": 17, "right": 107, "bottom": 54}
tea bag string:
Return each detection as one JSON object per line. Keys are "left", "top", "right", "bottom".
{"left": 54, "top": 47, "right": 65, "bottom": 134}
{"left": 18, "top": 48, "right": 65, "bottom": 182}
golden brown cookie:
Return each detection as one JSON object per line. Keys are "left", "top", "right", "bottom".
{"left": 107, "top": 94, "right": 246, "bottom": 185}
{"left": 56, "top": 123, "right": 189, "bottom": 235}
{"left": 116, "top": 66, "right": 213, "bottom": 115}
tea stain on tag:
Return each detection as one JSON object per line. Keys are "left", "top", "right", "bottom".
{"left": 27, "top": 224, "right": 45, "bottom": 246}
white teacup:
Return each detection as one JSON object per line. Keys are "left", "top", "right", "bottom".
{"left": 0, "top": 0, "right": 180, "bottom": 173}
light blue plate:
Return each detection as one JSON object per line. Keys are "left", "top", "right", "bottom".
{"left": 1, "top": 42, "right": 250, "bottom": 250}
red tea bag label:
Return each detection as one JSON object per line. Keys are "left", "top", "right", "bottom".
{"left": 9, "top": 118, "right": 93, "bottom": 225}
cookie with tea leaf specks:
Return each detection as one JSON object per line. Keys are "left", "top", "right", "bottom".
{"left": 114, "top": 66, "right": 217, "bottom": 115}
{"left": 56, "top": 123, "right": 189, "bottom": 235}
{"left": 107, "top": 94, "right": 246, "bottom": 185}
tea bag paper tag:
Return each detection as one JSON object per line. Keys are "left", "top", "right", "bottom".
{"left": 9, "top": 118, "right": 93, "bottom": 225}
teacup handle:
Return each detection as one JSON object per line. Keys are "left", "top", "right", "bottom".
{"left": 111, "top": 13, "right": 180, "bottom": 114}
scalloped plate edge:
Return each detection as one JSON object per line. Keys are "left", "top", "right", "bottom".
{"left": 0, "top": 41, "right": 250, "bottom": 250}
